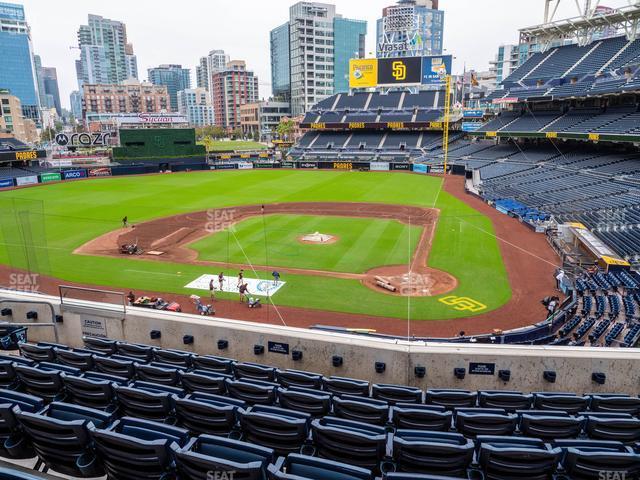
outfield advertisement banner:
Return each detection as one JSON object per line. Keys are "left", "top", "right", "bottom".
{"left": 349, "top": 55, "right": 452, "bottom": 88}
{"left": 413, "top": 164, "right": 429, "bottom": 174}
{"left": 185, "top": 274, "right": 285, "bottom": 297}
{"left": 62, "top": 169, "right": 87, "bottom": 180}
{"left": 281, "top": 161, "right": 296, "bottom": 169}
{"left": 212, "top": 164, "right": 237, "bottom": 170}
{"left": 349, "top": 58, "right": 378, "bottom": 88}
{"left": 0, "top": 178, "right": 14, "bottom": 188}
{"left": 391, "top": 163, "right": 411, "bottom": 171}
{"left": 370, "top": 162, "right": 390, "bottom": 171}
{"left": 40, "top": 172, "right": 62, "bottom": 183}
{"left": 421, "top": 55, "right": 453, "bottom": 85}
{"left": 237, "top": 162, "right": 254, "bottom": 170}
{"left": 88, "top": 167, "right": 112, "bottom": 177}
{"left": 15, "top": 175, "right": 38, "bottom": 186}
{"left": 254, "top": 163, "right": 280, "bottom": 169}
{"left": 298, "top": 162, "right": 318, "bottom": 169}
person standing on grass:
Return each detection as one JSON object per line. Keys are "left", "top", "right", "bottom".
{"left": 218, "top": 272, "right": 225, "bottom": 292}
{"left": 122, "top": 216, "right": 128, "bottom": 228}
{"left": 272, "top": 270, "right": 280, "bottom": 286}
{"left": 209, "top": 278, "right": 215, "bottom": 301}
{"left": 239, "top": 282, "right": 249, "bottom": 303}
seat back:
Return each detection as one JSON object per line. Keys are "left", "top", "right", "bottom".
{"left": 589, "top": 394, "right": 640, "bottom": 415}
{"left": 333, "top": 395, "right": 390, "bottom": 426}
{"left": 179, "top": 370, "right": 229, "bottom": 395}
{"left": 175, "top": 435, "right": 273, "bottom": 480}
{"left": 478, "top": 435, "right": 561, "bottom": 480}
{"left": 534, "top": 392, "right": 588, "bottom": 414}
{"left": 425, "top": 390, "right": 476, "bottom": 410}
{"left": 192, "top": 355, "right": 235, "bottom": 374}
{"left": 393, "top": 430, "right": 474, "bottom": 477}
{"left": 233, "top": 362, "right": 277, "bottom": 382}
{"left": 82, "top": 336, "right": 117, "bottom": 355}
{"left": 94, "top": 355, "right": 136, "bottom": 379}
{"left": 115, "top": 342, "right": 154, "bottom": 362}
{"left": 114, "top": 385, "right": 174, "bottom": 421}
{"left": 275, "top": 369, "right": 322, "bottom": 390}
{"left": 0, "top": 390, "right": 43, "bottom": 459}
{"left": 239, "top": 405, "right": 310, "bottom": 455}
{"left": 478, "top": 391, "right": 533, "bottom": 412}
{"left": 0, "top": 361, "right": 18, "bottom": 390}
{"left": 277, "top": 387, "right": 332, "bottom": 417}
{"left": 14, "top": 365, "right": 64, "bottom": 402}
{"left": 519, "top": 411, "right": 584, "bottom": 440}
{"left": 62, "top": 375, "right": 115, "bottom": 410}
{"left": 585, "top": 414, "right": 640, "bottom": 443}
{"left": 372, "top": 384, "right": 422, "bottom": 405}
{"left": 135, "top": 363, "right": 180, "bottom": 386}
{"left": 54, "top": 348, "right": 94, "bottom": 371}
{"left": 311, "top": 417, "right": 387, "bottom": 470}
{"left": 557, "top": 440, "right": 640, "bottom": 480}
{"left": 225, "top": 379, "right": 277, "bottom": 406}
{"left": 174, "top": 394, "right": 239, "bottom": 436}
{"left": 455, "top": 408, "right": 517, "bottom": 437}
{"left": 153, "top": 349, "right": 193, "bottom": 368}
{"left": 18, "top": 344, "right": 54, "bottom": 363}
{"left": 268, "top": 453, "right": 374, "bottom": 480}
{"left": 391, "top": 404, "right": 452, "bottom": 432}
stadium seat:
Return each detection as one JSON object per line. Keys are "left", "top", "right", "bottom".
{"left": 277, "top": 387, "right": 332, "bottom": 417}
{"left": 91, "top": 416, "right": 189, "bottom": 480}
{"left": 276, "top": 369, "right": 323, "bottom": 389}
{"left": 174, "top": 434, "right": 274, "bottom": 480}
{"left": 477, "top": 435, "right": 561, "bottom": 480}
{"left": 519, "top": 410, "right": 584, "bottom": 440}
{"left": 152, "top": 348, "right": 194, "bottom": 368}
{"left": 392, "top": 430, "right": 474, "bottom": 477}
{"left": 53, "top": 348, "right": 95, "bottom": 371}
{"left": 239, "top": 404, "right": 311, "bottom": 455}
{"left": 533, "top": 392, "right": 589, "bottom": 414}
{"left": 17, "top": 402, "right": 114, "bottom": 477}
{"left": 179, "top": 369, "right": 230, "bottom": 395}
{"left": 114, "top": 383, "right": 175, "bottom": 421}
{"left": 425, "top": 389, "right": 477, "bottom": 410}
{"left": 372, "top": 384, "right": 422, "bottom": 404}
{"left": 61, "top": 374, "right": 116, "bottom": 410}
{"left": 268, "top": 453, "right": 374, "bottom": 480}
{"left": 115, "top": 342, "right": 154, "bottom": 362}
{"left": 478, "top": 390, "right": 533, "bottom": 412}
{"left": 135, "top": 363, "right": 181, "bottom": 386}
{"left": 391, "top": 404, "right": 452, "bottom": 431}
{"left": 94, "top": 355, "right": 136, "bottom": 379}
{"left": 555, "top": 439, "right": 640, "bottom": 480}
{"left": 14, "top": 365, "right": 64, "bottom": 402}
{"left": 0, "top": 390, "right": 43, "bottom": 459}
{"left": 174, "top": 392, "right": 244, "bottom": 436}
{"left": 191, "top": 355, "right": 235, "bottom": 374}
{"left": 225, "top": 378, "right": 278, "bottom": 405}
{"left": 588, "top": 394, "right": 640, "bottom": 415}
{"left": 454, "top": 408, "right": 517, "bottom": 437}
{"left": 82, "top": 336, "right": 117, "bottom": 355}
{"left": 0, "top": 467, "right": 49, "bottom": 480}
{"left": 234, "top": 362, "right": 277, "bottom": 382}
{"left": 322, "top": 376, "right": 369, "bottom": 397}
{"left": 18, "top": 344, "right": 54, "bottom": 363}
{"left": 311, "top": 417, "right": 388, "bottom": 471}
{"left": 333, "top": 394, "right": 390, "bottom": 426}
{"left": 583, "top": 412, "right": 640, "bottom": 442}
{"left": 0, "top": 360, "right": 20, "bottom": 390}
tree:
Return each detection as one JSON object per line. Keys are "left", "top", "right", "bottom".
{"left": 201, "top": 135, "right": 215, "bottom": 155}
{"left": 276, "top": 118, "right": 295, "bottom": 141}
{"left": 40, "top": 127, "right": 57, "bottom": 143}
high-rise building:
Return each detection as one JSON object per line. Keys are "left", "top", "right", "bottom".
{"left": 34, "top": 56, "right": 62, "bottom": 117}
{"left": 270, "top": 2, "right": 366, "bottom": 116}
{"left": 240, "top": 100, "right": 291, "bottom": 141}
{"left": 69, "top": 90, "right": 83, "bottom": 121}
{"left": 210, "top": 60, "right": 259, "bottom": 130}
{"left": 376, "top": 0, "right": 444, "bottom": 58}
{"left": 75, "top": 14, "right": 137, "bottom": 88}
{"left": 0, "top": 89, "right": 38, "bottom": 144}
{"left": 147, "top": 64, "right": 191, "bottom": 112}
{"left": 195, "top": 50, "right": 229, "bottom": 92}
{"left": 270, "top": 23, "right": 290, "bottom": 101}
{"left": 177, "top": 88, "right": 214, "bottom": 127}
{"left": 0, "top": 2, "right": 40, "bottom": 122}
{"left": 82, "top": 80, "right": 170, "bottom": 117}
{"left": 490, "top": 44, "right": 521, "bottom": 85}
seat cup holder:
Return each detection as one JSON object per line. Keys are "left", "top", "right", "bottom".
{"left": 299, "top": 443, "right": 316, "bottom": 456}
{"left": 228, "top": 429, "right": 242, "bottom": 441}
{"left": 379, "top": 460, "right": 396, "bottom": 475}
{"left": 76, "top": 452, "right": 100, "bottom": 476}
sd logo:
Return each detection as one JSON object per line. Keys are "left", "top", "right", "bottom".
{"left": 392, "top": 61, "right": 407, "bottom": 81}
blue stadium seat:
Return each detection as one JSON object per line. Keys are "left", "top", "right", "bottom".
{"left": 14, "top": 366, "right": 64, "bottom": 402}
{"left": 239, "top": 404, "right": 311, "bottom": 455}
{"left": 179, "top": 369, "right": 230, "bottom": 395}
{"left": 18, "top": 344, "right": 54, "bottom": 363}
{"left": 82, "top": 336, "right": 117, "bottom": 355}
{"left": 277, "top": 387, "right": 332, "bottom": 417}
{"left": 152, "top": 348, "right": 194, "bottom": 368}
{"left": 0, "top": 390, "right": 43, "bottom": 459}
{"left": 391, "top": 404, "right": 452, "bottom": 431}
{"left": 555, "top": 439, "right": 640, "bottom": 480}
{"left": 114, "top": 383, "right": 176, "bottom": 421}
{"left": 234, "top": 362, "right": 277, "bottom": 382}
{"left": 61, "top": 374, "right": 116, "bottom": 411}
{"left": 454, "top": 408, "right": 517, "bottom": 437}
{"left": 478, "top": 390, "right": 533, "bottom": 412}
{"left": 115, "top": 342, "right": 154, "bottom": 362}
{"left": 322, "top": 376, "right": 369, "bottom": 397}
{"left": 192, "top": 355, "right": 235, "bottom": 374}
{"left": 519, "top": 410, "right": 584, "bottom": 440}
{"left": 333, "top": 395, "right": 389, "bottom": 426}
{"left": 174, "top": 392, "right": 244, "bottom": 436}
{"left": 268, "top": 453, "right": 374, "bottom": 480}
{"left": 425, "top": 389, "right": 477, "bottom": 410}
{"left": 135, "top": 363, "right": 181, "bottom": 386}
{"left": 93, "top": 355, "right": 136, "bottom": 379}
{"left": 372, "top": 384, "right": 422, "bottom": 405}
{"left": 275, "top": 369, "right": 323, "bottom": 390}
{"left": 53, "top": 348, "right": 95, "bottom": 371}
{"left": 225, "top": 378, "right": 278, "bottom": 405}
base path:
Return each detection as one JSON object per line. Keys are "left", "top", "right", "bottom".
{"left": 76, "top": 202, "right": 457, "bottom": 297}
{"left": 0, "top": 176, "right": 562, "bottom": 337}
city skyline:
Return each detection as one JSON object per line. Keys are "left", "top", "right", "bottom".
{"left": 13, "top": 0, "right": 634, "bottom": 110}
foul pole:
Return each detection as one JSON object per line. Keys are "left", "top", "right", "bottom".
{"left": 441, "top": 74, "right": 452, "bottom": 176}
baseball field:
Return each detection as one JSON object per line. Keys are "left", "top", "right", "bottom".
{"left": 0, "top": 170, "right": 513, "bottom": 321}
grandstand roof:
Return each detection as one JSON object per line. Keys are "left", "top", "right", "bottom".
{"left": 520, "top": 3, "right": 640, "bottom": 49}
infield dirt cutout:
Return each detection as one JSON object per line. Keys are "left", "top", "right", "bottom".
{"left": 76, "top": 202, "right": 458, "bottom": 297}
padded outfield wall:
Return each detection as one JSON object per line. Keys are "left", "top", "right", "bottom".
{"left": 112, "top": 128, "right": 206, "bottom": 162}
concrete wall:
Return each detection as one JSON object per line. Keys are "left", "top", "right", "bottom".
{"left": 2, "top": 290, "right": 640, "bottom": 395}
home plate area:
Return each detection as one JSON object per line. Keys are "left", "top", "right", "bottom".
{"left": 185, "top": 274, "right": 285, "bottom": 296}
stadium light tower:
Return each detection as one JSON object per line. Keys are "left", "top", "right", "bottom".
{"left": 543, "top": 0, "right": 601, "bottom": 23}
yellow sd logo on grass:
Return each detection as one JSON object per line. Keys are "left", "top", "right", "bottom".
{"left": 392, "top": 61, "right": 407, "bottom": 81}
{"left": 439, "top": 295, "right": 487, "bottom": 313}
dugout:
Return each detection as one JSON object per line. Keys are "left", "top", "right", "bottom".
{"left": 112, "top": 128, "right": 205, "bottom": 164}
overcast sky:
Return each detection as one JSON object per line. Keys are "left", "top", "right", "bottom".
{"left": 19, "top": 0, "right": 633, "bottom": 109}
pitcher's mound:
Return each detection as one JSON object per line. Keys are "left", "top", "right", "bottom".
{"left": 298, "top": 232, "right": 338, "bottom": 245}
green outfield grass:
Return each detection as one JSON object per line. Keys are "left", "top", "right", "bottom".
{"left": 0, "top": 170, "right": 511, "bottom": 320}
{"left": 190, "top": 214, "right": 422, "bottom": 273}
